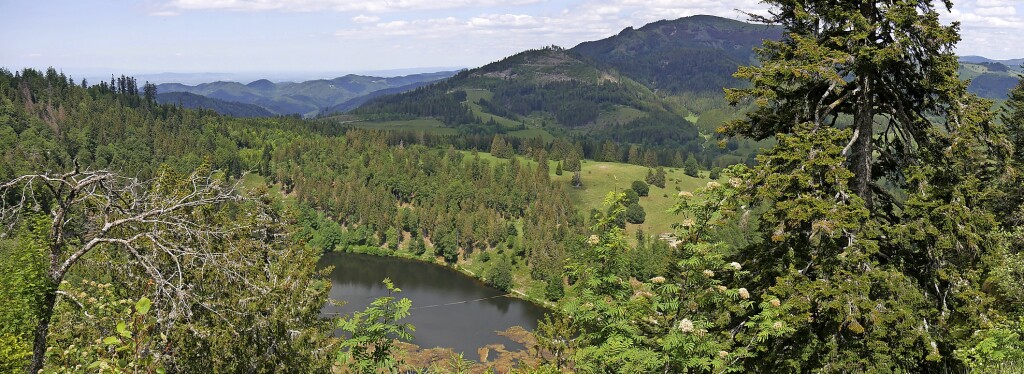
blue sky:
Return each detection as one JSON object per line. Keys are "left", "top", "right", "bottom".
{"left": 2, "top": 0, "right": 1022, "bottom": 81}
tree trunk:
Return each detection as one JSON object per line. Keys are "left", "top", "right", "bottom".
{"left": 852, "top": 75, "right": 874, "bottom": 210}
{"left": 29, "top": 286, "right": 58, "bottom": 373}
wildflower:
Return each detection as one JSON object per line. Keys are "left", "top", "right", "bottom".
{"left": 772, "top": 321, "right": 783, "bottom": 330}
{"left": 678, "top": 191, "right": 693, "bottom": 198}
{"left": 718, "top": 351, "right": 729, "bottom": 359}
{"left": 678, "top": 318, "right": 694, "bottom": 333}
{"left": 716, "top": 285, "right": 728, "bottom": 292}
{"left": 681, "top": 218, "right": 696, "bottom": 227}
{"left": 706, "top": 181, "right": 721, "bottom": 189}
{"left": 770, "top": 299, "right": 781, "bottom": 308}
{"left": 738, "top": 288, "right": 750, "bottom": 299}
{"left": 728, "top": 262, "right": 742, "bottom": 271}
{"left": 650, "top": 276, "right": 666, "bottom": 284}
{"left": 729, "top": 177, "right": 742, "bottom": 188}
{"left": 587, "top": 235, "right": 600, "bottom": 245}
{"left": 703, "top": 269, "right": 714, "bottom": 278}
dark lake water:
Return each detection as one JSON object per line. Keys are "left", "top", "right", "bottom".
{"left": 318, "top": 252, "right": 549, "bottom": 354}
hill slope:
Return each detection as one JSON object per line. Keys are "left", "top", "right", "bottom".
{"left": 958, "top": 59, "right": 1023, "bottom": 100}
{"left": 351, "top": 46, "right": 701, "bottom": 147}
{"left": 156, "top": 71, "right": 457, "bottom": 116}
{"left": 155, "top": 92, "right": 274, "bottom": 117}
{"left": 571, "top": 15, "right": 783, "bottom": 96}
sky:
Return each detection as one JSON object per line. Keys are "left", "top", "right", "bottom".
{"left": 2, "top": 0, "right": 1022, "bottom": 82}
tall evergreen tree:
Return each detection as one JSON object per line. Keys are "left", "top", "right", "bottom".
{"left": 723, "top": 0, "right": 1015, "bottom": 370}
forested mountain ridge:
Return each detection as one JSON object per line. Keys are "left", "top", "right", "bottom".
{"left": 958, "top": 59, "right": 1023, "bottom": 100}
{"left": 155, "top": 91, "right": 274, "bottom": 117}
{"left": 351, "top": 46, "right": 703, "bottom": 149}
{"left": 570, "top": 15, "right": 784, "bottom": 96}
{"left": 156, "top": 70, "right": 457, "bottom": 116}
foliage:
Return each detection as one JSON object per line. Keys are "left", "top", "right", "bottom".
{"left": 684, "top": 154, "right": 700, "bottom": 177}
{"left": 630, "top": 180, "right": 649, "bottom": 197}
{"left": 717, "top": 0, "right": 1019, "bottom": 370}
{"left": 336, "top": 279, "right": 415, "bottom": 373}
{"left": 488, "top": 254, "right": 515, "bottom": 292}
{"left": 954, "top": 317, "right": 1024, "bottom": 372}
{"left": 624, "top": 203, "right": 646, "bottom": 224}
{"left": 45, "top": 292, "right": 165, "bottom": 373}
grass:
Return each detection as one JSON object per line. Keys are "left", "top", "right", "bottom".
{"left": 239, "top": 172, "right": 293, "bottom": 202}
{"left": 463, "top": 151, "right": 713, "bottom": 236}
{"left": 552, "top": 159, "right": 712, "bottom": 236}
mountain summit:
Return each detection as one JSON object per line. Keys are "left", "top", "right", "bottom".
{"left": 571, "top": 15, "right": 783, "bottom": 94}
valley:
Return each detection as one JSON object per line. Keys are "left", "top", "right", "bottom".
{"left": 2, "top": 4, "right": 1024, "bottom": 374}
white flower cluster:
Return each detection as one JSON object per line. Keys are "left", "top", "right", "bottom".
{"left": 678, "top": 318, "right": 694, "bottom": 333}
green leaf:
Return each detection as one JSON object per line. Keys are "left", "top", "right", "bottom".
{"left": 116, "top": 321, "right": 132, "bottom": 338}
{"left": 135, "top": 297, "right": 152, "bottom": 315}
{"left": 103, "top": 336, "right": 120, "bottom": 345}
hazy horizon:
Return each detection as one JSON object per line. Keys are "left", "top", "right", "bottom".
{"left": 3, "top": 0, "right": 1022, "bottom": 82}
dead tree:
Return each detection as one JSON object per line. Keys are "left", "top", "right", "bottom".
{"left": 0, "top": 165, "right": 259, "bottom": 373}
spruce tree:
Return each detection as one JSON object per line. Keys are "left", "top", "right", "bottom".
{"left": 723, "top": 0, "right": 1016, "bottom": 370}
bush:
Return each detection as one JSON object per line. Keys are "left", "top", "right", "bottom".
{"left": 631, "top": 180, "right": 649, "bottom": 197}
{"left": 544, "top": 277, "right": 564, "bottom": 301}
{"left": 488, "top": 256, "right": 514, "bottom": 292}
{"left": 624, "top": 189, "right": 640, "bottom": 206}
{"left": 625, "top": 203, "right": 646, "bottom": 224}
{"left": 709, "top": 167, "right": 722, "bottom": 180}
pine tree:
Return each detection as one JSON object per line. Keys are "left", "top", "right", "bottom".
{"left": 627, "top": 145, "right": 642, "bottom": 165}
{"left": 652, "top": 167, "right": 666, "bottom": 188}
{"left": 643, "top": 149, "right": 659, "bottom": 168}
{"left": 683, "top": 154, "right": 699, "bottom": 177}
{"left": 563, "top": 150, "right": 581, "bottom": 172}
{"left": 724, "top": 0, "right": 1015, "bottom": 370}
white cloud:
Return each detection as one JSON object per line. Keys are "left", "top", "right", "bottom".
{"left": 352, "top": 14, "right": 379, "bottom": 23}
{"left": 332, "top": 0, "right": 770, "bottom": 49}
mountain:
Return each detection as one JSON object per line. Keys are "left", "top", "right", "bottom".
{"left": 957, "top": 57, "right": 1023, "bottom": 100}
{"left": 156, "top": 71, "right": 457, "bottom": 116}
{"left": 352, "top": 46, "right": 701, "bottom": 147}
{"left": 319, "top": 79, "right": 451, "bottom": 115}
{"left": 155, "top": 92, "right": 274, "bottom": 117}
{"left": 570, "top": 15, "right": 783, "bottom": 95}
{"left": 959, "top": 56, "right": 1024, "bottom": 69}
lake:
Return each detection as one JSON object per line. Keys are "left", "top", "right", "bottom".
{"left": 318, "top": 252, "right": 549, "bottom": 354}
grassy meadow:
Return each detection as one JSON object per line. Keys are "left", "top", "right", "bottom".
{"left": 466, "top": 151, "right": 713, "bottom": 236}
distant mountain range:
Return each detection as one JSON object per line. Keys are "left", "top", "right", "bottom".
{"left": 159, "top": 15, "right": 1020, "bottom": 123}
{"left": 155, "top": 71, "right": 458, "bottom": 117}
{"left": 959, "top": 56, "right": 1024, "bottom": 68}
{"left": 155, "top": 92, "right": 273, "bottom": 117}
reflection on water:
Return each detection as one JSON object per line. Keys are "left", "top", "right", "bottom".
{"left": 318, "top": 252, "right": 549, "bottom": 354}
